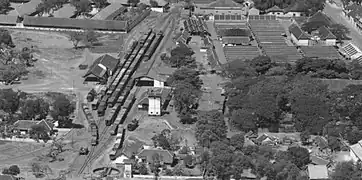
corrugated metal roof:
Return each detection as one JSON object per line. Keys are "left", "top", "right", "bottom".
{"left": 0, "top": 15, "right": 17, "bottom": 25}
{"left": 53, "top": 4, "right": 76, "bottom": 18}
{"left": 23, "top": 16, "right": 127, "bottom": 31}
{"left": 16, "top": 0, "right": 42, "bottom": 16}
{"left": 92, "top": 3, "right": 126, "bottom": 20}
{"left": 307, "top": 165, "right": 329, "bottom": 180}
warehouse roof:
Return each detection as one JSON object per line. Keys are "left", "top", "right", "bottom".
{"left": 0, "top": 15, "right": 18, "bottom": 25}
{"left": 23, "top": 16, "right": 127, "bottom": 31}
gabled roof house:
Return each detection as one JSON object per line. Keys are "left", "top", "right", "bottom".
{"left": 83, "top": 54, "right": 119, "bottom": 82}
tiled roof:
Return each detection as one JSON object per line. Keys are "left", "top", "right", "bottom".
{"left": 92, "top": 3, "right": 126, "bottom": 20}
{"left": 214, "top": 14, "right": 245, "bottom": 21}
{"left": 317, "top": 26, "right": 336, "bottom": 40}
{"left": 16, "top": 0, "right": 42, "bottom": 16}
{"left": 266, "top": 5, "right": 283, "bottom": 12}
{"left": 223, "top": 45, "right": 259, "bottom": 61}
{"left": 23, "top": 16, "right": 127, "bottom": 31}
{"left": 310, "top": 155, "right": 329, "bottom": 165}
{"left": 308, "top": 11, "right": 333, "bottom": 26}
{"left": 0, "top": 15, "right": 18, "bottom": 25}
{"left": 307, "top": 165, "right": 329, "bottom": 180}
{"left": 53, "top": 4, "right": 76, "bottom": 18}
{"left": 84, "top": 54, "right": 119, "bottom": 78}
{"left": 14, "top": 119, "right": 54, "bottom": 131}
{"left": 206, "top": 0, "right": 243, "bottom": 8}
{"left": 137, "top": 149, "right": 174, "bottom": 164}
{"left": 301, "top": 46, "right": 341, "bottom": 59}
{"left": 289, "top": 24, "right": 310, "bottom": 40}
{"left": 134, "top": 64, "right": 175, "bottom": 82}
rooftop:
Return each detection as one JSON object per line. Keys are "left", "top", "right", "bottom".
{"left": 350, "top": 142, "right": 362, "bottom": 161}
{"left": 217, "top": 28, "right": 250, "bottom": 36}
{"left": 289, "top": 23, "right": 310, "bottom": 40}
{"left": 137, "top": 148, "right": 174, "bottom": 164}
{"left": 206, "top": 0, "right": 243, "bottom": 8}
{"left": 308, "top": 11, "right": 333, "bottom": 26}
{"left": 266, "top": 5, "right": 283, "bottom": 12}
{"left": 307, "top": 165, "right": 329, "bottom": 179}
{"left": 14, "top": 119, "right": 54, "bottom": 132}
{"left": 84, "top": 54, "right": 119, "bottom": 78}
{"left": 317, "top": 26, "right": 336, "bottom": 40}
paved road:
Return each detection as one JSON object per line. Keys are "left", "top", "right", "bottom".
{"left": 324, "top": 2, "right": 362, "bottom": 49}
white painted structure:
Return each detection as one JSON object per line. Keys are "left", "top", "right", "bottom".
{"left": 290, "top": 33, "right": 309, "bottom": 46}
{"left": 148, "top": 96, "right": 161, "bottom": 116}
{"left": 151, "top": 7, "right": 164, "bottom": 12}
{"left": 350, "top": 140, "right": 362, "bottom": 163}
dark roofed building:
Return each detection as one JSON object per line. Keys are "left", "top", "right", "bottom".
{"left": 195, "top": 0, "right": 247, "bottom": 20}
{"left": 83, "top": 54, "right": 119, "bottom": 82}
{"left": 137, "top": 148, "right": 174, "bottom": 164}
{"left": 317, "top": 26, "right": 337, "bottom": 46}
{"left": 308, "top": 11, "right": 333, "bottom": 27}
{"left": 289, "top": 24, "right": 310, "bottom": 46}
{"left": 134, "top": 65, "right": 175, "bottom": 87}
{"left": 266, "top": 5, "right": 283, "bottom": 14}
{"left": 222, "top": 36, "right": 250, "bottom": 45}
{"left": 13, "top": 119, "right": 54, "bottom": 135}
{"left": 217, "top": 28, "right": 250, "bottom": 37}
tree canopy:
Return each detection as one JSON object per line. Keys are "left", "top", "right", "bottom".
{"left": 70, "top": 0, "right": 92, "bottom": 16}
{"left": 0, "top": 0, "right": 11, "bottom": 14}
{"left": 196, "top": 110, "right": 227, "bottom": 147}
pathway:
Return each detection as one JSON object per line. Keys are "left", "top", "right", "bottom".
{"left": 205, "top": 21, "right": 227, "bottom": 65}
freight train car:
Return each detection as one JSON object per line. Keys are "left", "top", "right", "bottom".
{"left": 139, "top": 29, "right": 153, "bottom": 45}
{"left": 90, "top": 122, "right": 98, "bottom": 146}
{"left": 143, "top": 32, "right": 164, "bottom": 61}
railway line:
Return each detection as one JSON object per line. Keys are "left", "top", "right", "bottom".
{"left": 76, "top": 27, "right": 165, "bottom": 175}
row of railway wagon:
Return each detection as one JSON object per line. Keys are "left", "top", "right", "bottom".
{"left": 81, "top": 103, "right": 99, "bottom": 146}
{"left": 84, "top": 29, "right": 164, "bottom": 149}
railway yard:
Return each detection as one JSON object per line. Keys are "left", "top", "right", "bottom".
{"left": 2, "top": 0, "right": 362, "bottom": 180}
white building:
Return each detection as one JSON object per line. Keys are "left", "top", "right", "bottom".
{"left": 350, "top": 140, "right": 362, "bottom": 163}
{"left": 138, "top": 88, "right": 172, "bottom": 116}
{"left": 289, "top": 24, "right": 310, "bottom": 46}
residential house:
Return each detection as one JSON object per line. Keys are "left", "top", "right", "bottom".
{"left": 255, "top": 133, "right": 278, "bottom": 146}
{"left": 114, "top": 136, "right": 144, "bottom": 164}
{"left": 194, "top": 0, "right": 247, "bottom": 21}
{"left": 349, "top": 140, "right": 362, "bottom": 163}
{"left": 13, "top": 119, "right": 54, "bottom": 135}
{"left": 307, "top": 11, "right": 333, "bottom": 27}
{"left": 248, "top": 7, "right": 260, "bottom": 15}
{"left": 265, "top": 5, "right": 284, "bottom": 16}
{"left": 134, "top": 66, "right": 175, "bottom": 87}
{"left": 307, "top": 165, "right": 329, "bottom": 180}
{"left": 316, "top": 26, "right": 337, "bottom": 46}
{"left": 310, "top": 155, "right": 330, "bottom": 166}
{"left": 137, "top": 148, "right": 175, "bottom": 165}
{"left": 137, "top": 88, "right": 172, "bottom": 116}
{"left": 282, "top": 0, "right": 307, "bottom": 17}
{"left": 83, "top": 54, "right": 119, "bottom": 83}
{"left": 289, "top": 24, "right": 310, "bottom": 46}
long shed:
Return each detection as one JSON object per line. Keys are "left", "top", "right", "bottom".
{"left": 0, "top": 15, "right": 18, "bottom": 26}
{"left": 23, "top": 16, "right": 127, "bottom": 31}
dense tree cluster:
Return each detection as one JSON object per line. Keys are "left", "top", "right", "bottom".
{"left": 70, "top": 0, "right": 92, "bottom": 16}
{"left": 0, "top": 89, "right": 75, "bottom": 129}
{"left": 224, "top": 55, "right": 362, "bottom": 142}
{"left": 162, "top": 45, "right": 196, "bottom": 68}
{"left": 69, "top": 30, "right": 99, "bottom": 48}
{"left": 253, "top": 0, "right": 325, "bottom": 15}
{"left": 0, "top": 0, "right": 11, "bottom": 14}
